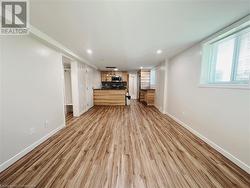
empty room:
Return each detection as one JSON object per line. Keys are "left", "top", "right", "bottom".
{"left": 0, "top": 0, "right": 250, "bottom": 187}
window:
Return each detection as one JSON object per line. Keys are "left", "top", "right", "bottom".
{"left": 201, "top": 22, "right": 250, "bottom": 88}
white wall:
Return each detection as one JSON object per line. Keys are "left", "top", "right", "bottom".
{"left": 152, "top": 17, "right": 250, "bottom": 173}
{"left": 85, "top": 65, "right": 101, "bottom": 109}
{"left": 129, "top": 73, "right": 138, "bottom": 99}
{"left": 0, "top": 36, "right": 3, "bottom": 164}
{"left": 92, "top": 67, "right": 101, "bottom": 90}
{"left": 86, "top": 66, "right": 101, "bottom": 108}
{"left": 64, "top": 69, "right": 73, "bottom": 105}
{"left": 167, "top": 44, "right": 250, "bottom": 172}
{"left": 0, "top": 35, "right": 65, "bottom": 171}
{"left": 154, "top": 60, "right": 168, "bottom": 113}
{"left": 0, "top": 31, "right": 101, "bottom": 172}
{"left": 71, "top": 61, "right": 101, "bottom": 117}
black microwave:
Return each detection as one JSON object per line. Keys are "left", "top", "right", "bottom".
{"left": 112, "top": 76, "right": 122, "bottom": 82}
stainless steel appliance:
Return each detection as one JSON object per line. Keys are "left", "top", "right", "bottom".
{"left": 111, "top": 76, "right": 122, "bottom": 82}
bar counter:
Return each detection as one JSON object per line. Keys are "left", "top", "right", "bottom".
{"left": 93, "top": 89, "right": 126, "bottom": 106}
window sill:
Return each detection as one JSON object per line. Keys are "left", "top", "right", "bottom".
{"left": 198, "top": 84, "right": 250, "bottom": 90}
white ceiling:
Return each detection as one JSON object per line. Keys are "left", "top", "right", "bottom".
{"left": 30, "top": 0, "right": 250, "bottom": 71}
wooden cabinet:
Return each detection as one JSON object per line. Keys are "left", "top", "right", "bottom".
{"left": 101, "top": 71, "right": 112, "bottom": 82}
{"left": 93, "top": 89, "right": 126, "bottom": 105}
{"left": 101, "top": 71, "right": 128, "bottom": 82}
{"left": 139, "top": 89, "right": 155, "bottom": 106}
{"left": 138, "top": 69, "right": 155, "bottom": 106}
{"left": 122, "top": 72, "right": 128, "bottom": 82}
{"left": 138, "top": 70, "right": 150, "bottom": 89}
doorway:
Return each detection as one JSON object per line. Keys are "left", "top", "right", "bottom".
{"left": 129, "top": 73, "right": 138, "bottom": 99}
{"left": 62, "top": 56, "right": 74, "bottom": 125}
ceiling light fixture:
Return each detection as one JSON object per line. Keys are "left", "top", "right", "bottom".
{"left": 156, "top": 49, "right": 162, "bottom": 54}
{"left": 86, "top": 49, "right": 93, "bottom": 54}
{"left": 140, "top": 66, "right": 143, "bottom": 69}
{"left": 114, "top": 68, "right": 118, "bottom": 71}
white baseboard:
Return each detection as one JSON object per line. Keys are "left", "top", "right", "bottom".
{"left": 75, "top": 106, "right": 92, "bottom": 117}
{"left": 164, "top": 112, "right": 250, "bottom": 174}
{"left": 0, "top": 125, "right": 65, "bottom": 173}
{"left": 78, "top": 110, "right": 86, "bottom": 117}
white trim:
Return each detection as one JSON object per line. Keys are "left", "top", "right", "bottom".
{"left": 155, "top": 105, "right": 164, "bottom": 114}
{"left": 200, "top": 18, "right": 250, "bottom": 88}
{"left": 165, "top": 112, "right": 250, "bottom": 174}
{"left": 71, "top": 61, "right": 81, "bottom": 117}
{"left": 0, "top": 34, "right": 3, "bottom": 165}
{"left": 202, "top": 15, "right": 250, "bottom": 45}
{"left": 198, "top": 84, "right": 250, "bottom": 90}
{"left": 65, "top": 103, "right": 73, "bottom": 105}
{"left": 60, "top": 55, "right": 67, "bottom": 133}
{"left": 0, "top": 125, "right": 65, "bottom": 172}
{"left": 75, "top": 106, "right": 92, "bottom": 118}
{"left": 29, "top": 26, "right": 97, "bottom": 70}
{"left": 78, "top": 109, "right": 87, "bottom": 117}
{"left": 170, "top": 15, "right": 250, "bottom": 61}
{"left": 163, "top": 59, "right": 169, "bottom": 114}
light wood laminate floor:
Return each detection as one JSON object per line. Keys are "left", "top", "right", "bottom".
{"left": 0, "top": 101, "right": 249, "bottom": 188}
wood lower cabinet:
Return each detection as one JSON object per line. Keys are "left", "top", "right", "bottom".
{"left": 137, "top": 69, "right": 155, "bottom": 106}
{"left": 93, "top": 89, "right": 126, "bottom": 105}
{"left": 139, "top": 89, "right": 155, "bottom": 106}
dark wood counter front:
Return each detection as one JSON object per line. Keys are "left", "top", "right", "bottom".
{"left": 93, "top": 89, "right": 126, "bottom": 105}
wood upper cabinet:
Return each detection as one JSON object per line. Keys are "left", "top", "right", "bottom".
{"left": 101, "top": 71, "right": 128, "bottom": 82}
{"left": 101, "top": 71, "right": 112, "bottom": 82}
{"left": 122, "top": 72, "right": 128, "bottom": 82}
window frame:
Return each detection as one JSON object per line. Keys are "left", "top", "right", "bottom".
{"left": 200, "top": 19, "right": 250, "bottom": 89}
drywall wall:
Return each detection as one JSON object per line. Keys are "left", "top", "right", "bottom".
{"left": 86, "top": 66, "right": 99, "bottom": 108}
{"left": 93, "top": 68, "right": 102, "bottom": 90}
{"left": 64, "top": 69, "right": 73, "bottom": 105}
{"left": 71, "top": 61, "right": 101, "bottom": 117}
{"left": 129, "top": 73, "right": 138, "bottom": 99}
{"left": 0, "top": 35, "right": 65, "bottom": 171}
{"left": 167, "top": 43, "right": 250, "bottom": 172}
{"left": 154, "top": 59, "right": 168, "bottom": 113}
{"left": 0, "top": 37, "right": 3, "bottom": 164}
{"left": 85, "top": 65, "right": 101, "bottom": 110}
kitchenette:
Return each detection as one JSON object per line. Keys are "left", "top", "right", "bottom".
{"left": 93, "top": 69, "right": 155, "bottom": 106}
{"left": 93, "top": 71, "right": 128, "bottom": 105}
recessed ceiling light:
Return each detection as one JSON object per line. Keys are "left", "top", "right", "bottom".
{"left": 86, "top": 49, "right": 93, "bottom": 54}
{"left": 114, "top": 68, "right": 118, "bottom": 71}
{"left": 156, "top": 49, "right": 162, "bottom": 54}
{"left": 140, "top": 66, "right": 143, "bottom": 69}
